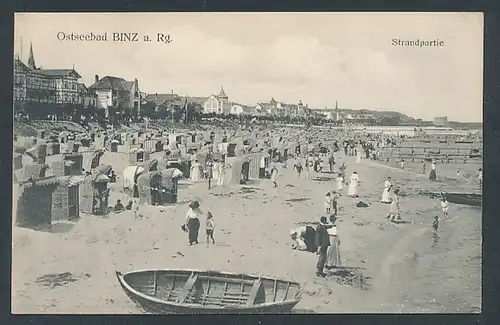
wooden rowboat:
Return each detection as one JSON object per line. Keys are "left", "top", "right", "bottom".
{"left": 445, "top": 192, "right": 482, "bottom": 207}
{"left": 116, "top": 269, "right": 303, "bottom": 314}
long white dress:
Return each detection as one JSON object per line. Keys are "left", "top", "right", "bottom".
{"left": 336, "top": 176, "right": 344, "bottom": 192}
{"left": 212, "top": 162, "right": 220, "bottom": 182}
{"left": 191, "top": 162, "right": 201, "bottom": 182}
{"left": 217, "top": 163, "right": 225, "bottom": 186}
{"left": 356, "top": 151, "right": 362, "bottom": 164}
{"left": 326, "top": 226, "right": 341, "bottom": 268}
{"left": 347, "top": 173, "right": 359, "bottom": 197}
{"left": 381, "top": 180, "right": 392, "bottom": 203}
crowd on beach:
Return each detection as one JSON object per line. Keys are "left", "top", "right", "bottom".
{"left": 106, "top": 127, "right": 482, "bottom": 280}
{"left": 17, "top": 119, "right": 482, "bottom": 284}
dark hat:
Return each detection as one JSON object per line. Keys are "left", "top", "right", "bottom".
{"left": 189, "top": 200, "right": 200, "bottom": 209}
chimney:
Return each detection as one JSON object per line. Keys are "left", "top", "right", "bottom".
{"left": 95, "top": 75, "right": 99, "bottom": 83}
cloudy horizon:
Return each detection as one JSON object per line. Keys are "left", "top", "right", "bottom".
{"left": 14, "top": 13, "right": 483, "bottom": 122}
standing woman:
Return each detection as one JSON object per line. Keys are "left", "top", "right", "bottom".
{"left": 190, "top": 159, "right": 202, "bottom": 183}
{"left": 429, "top": 160, "right": 437, "bottom": 181}
{"left": 347, "top": 171, "right": 360, "bottom": 198}
{"left": 325, "top": 219, "right": 341, "bottom": 270}
{"left": 356, "top": 148, "right": 362, "bottom": 164}
{"left": 212, "top": 159, "right": 220, "bottom": 186}
{"left": 387, "top": 188, "right": 401, "bottom": 221}
{"left": 185, "top": 201, "right": 202, "bottom": 246}
{"left": 217, "top": 161, "right": 225, "bottom": 186}
{"left": 381, "top": 176, "right": 392, "bottom": 204}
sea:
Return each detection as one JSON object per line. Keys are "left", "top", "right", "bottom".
{"left": 391, "top": 204, "right": 482, "bottom": 313}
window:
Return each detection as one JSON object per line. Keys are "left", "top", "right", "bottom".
{"left": 73, "top": 84, "right": 76, "bottom": 90}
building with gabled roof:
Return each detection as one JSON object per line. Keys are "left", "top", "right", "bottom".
{"left": 13, "top": 42, "right": 84, "bottom": 107}
{"left": 88, "top": 74, "right": 141, "bottom": 117}
{"left": 203, "top": 86, "right": 231, "bottom": 114}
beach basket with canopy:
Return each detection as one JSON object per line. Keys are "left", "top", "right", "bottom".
{"left": 122, "top": 165, "right": 147, "bottom": 197}
{"left": 136, "top": 170, "right": 163, "bottom": 205}
{"left": 223, "top": 155, "right": 251, "bottom": 185}
{"left": 79, "top": 168, "right": 111, "bottom": 215}
{"left": 159, "top": 168, "right": 183, "bottom": 204}
{"left": 139, "top": 159, "right": 159, "bottom": 172}
{"left": 95, "top": 164, "right": 113, "bottom": 176}
{"left": 110, "top": 139, "right": 120, "bottom": 152}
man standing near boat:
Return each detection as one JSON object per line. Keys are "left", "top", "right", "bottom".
{"left": 315, "top": 216, "right": 331, "bottom": 277}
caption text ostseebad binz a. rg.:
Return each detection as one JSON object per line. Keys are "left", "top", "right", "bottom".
{"left": 56, "top": 32, "right": 172, "bottom": 44}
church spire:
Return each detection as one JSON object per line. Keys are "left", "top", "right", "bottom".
{"left": 218, "top": 85, "right": 227, "bottom": 98}
{"left": 27, "top": 41, "right": 36, "bottom": 69}
{"left": 335, "top": 100, "right": 339, "bottom": 110}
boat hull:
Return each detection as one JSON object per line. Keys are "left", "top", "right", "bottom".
{"left": 116, "top": 270, "right": 302, "bottom": 314}
{"left": 445, "top": 193, "right": 482, "bottom": 207}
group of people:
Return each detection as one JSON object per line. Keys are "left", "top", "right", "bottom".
{"left": 380, "top": 176, "right": 402, "bottom": 221}
{"left": 190, "top": 158, "right": 226, "bottom": 188}
{"left": 290, "top": 215, "right": 341, "bottom": 277}
{"left": 184, "top": 200, "right": 216, "bottom": 247}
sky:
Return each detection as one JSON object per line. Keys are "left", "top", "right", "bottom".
{"left": 14, "top": 13, "right": 483, "bottom": 122}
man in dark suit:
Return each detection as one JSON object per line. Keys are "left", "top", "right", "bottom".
{"left": 315, "top": 216, "right": 331, "bottom": 277}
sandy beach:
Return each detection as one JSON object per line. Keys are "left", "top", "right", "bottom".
{"left": 12, "top": 150, "right": 482, "bottom": 313}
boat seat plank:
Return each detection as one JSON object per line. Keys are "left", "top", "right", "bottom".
{"left": 177, "top": 273, "right": 199, "bottom": 303}
{"left": 283, "top": 282, "right": 290, "bottom": 301}
{"left": 246, "top": 278, "right": 263, "bottom": 306}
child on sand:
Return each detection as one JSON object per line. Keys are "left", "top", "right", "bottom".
{"left": 270, "top": 165, "right": 279, "bottom": 188}
{"left": 324, "top": 192, "right": 333, "bottom": 215}
{"left": 432, "top": 215, "right": 439, "bottom": 232}
{"left": 331, "top": 191, "right": 339, "bottom": 215}
{"left": 336, "top": 173, "right": 344, "bottom": 195}
{"left": 206, "top": 212, "right": 216, "bottom": 246}
{"left": 440, "top": 197, "right": 449, "bottom": 218}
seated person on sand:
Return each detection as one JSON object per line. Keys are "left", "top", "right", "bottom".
{"left": 114, "top": 199, "right": 125, "bottom": 213}
{"left": 290, "top": 226, "right": 317, "bottom": 253}
{"left": 125, "top": 200, "right": 133, "bottom": 210}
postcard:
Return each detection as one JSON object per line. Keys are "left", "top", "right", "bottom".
{"left": 12, "top": 12, "right": 483, "bottom": 314}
